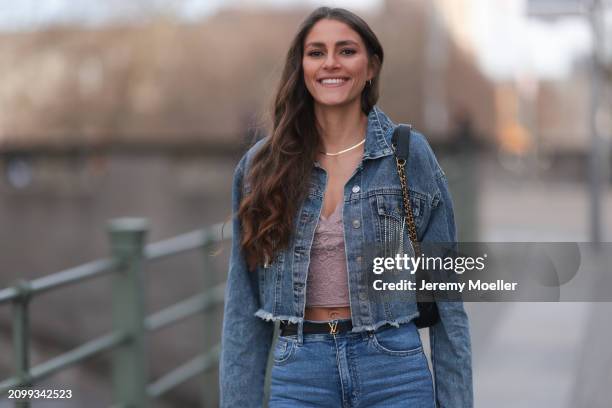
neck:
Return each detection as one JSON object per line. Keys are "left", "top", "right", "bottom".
{"left": 314, "top": 101, "right": 367, "bottom": 154}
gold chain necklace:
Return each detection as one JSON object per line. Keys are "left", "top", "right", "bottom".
{"left": 322, "top": 138, "right": 366, "bottom": 156}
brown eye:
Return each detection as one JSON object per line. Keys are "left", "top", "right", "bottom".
{"left": 307, "top": 50, "right": 324, "bottom": 57}
{"left": 341, "top": 49, "right": 357, "bottom": 55}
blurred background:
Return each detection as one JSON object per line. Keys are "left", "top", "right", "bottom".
{"left": 0, "top": 0, "right": 610, "bottom": 406}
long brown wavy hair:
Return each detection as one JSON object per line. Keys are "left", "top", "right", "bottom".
{"left": 239, "top": 7, "right": 384, "bottom": 271}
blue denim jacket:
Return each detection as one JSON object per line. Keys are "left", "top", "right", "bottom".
{"left": 220, "top": 106, "right": 473, "bottom": 407}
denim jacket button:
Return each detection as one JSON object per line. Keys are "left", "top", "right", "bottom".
{"left": 352, "top": 219, "right": 361, "bottom": 229}
{"left": 359, "top": 292, "right": 367, "bottom": 301}
{"left": 352, "top": 185, "right": 360, "bottom": 193}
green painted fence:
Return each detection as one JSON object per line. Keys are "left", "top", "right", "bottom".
{"left": 0, "top": 217, "right": 229, "bottom": 407}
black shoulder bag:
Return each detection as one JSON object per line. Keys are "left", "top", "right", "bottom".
{"left": 392, "top": 124, "right": 440, "bottom": 328}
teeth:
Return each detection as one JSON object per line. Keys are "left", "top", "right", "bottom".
{"left": 320, "top": 78, "right": 347, "bottom": 84}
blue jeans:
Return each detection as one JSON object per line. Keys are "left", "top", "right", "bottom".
{"left": 269, "top": 319, "right": 435, "bottom": 408}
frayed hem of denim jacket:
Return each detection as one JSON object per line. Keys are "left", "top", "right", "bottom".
{"left": 254, "top": 309, "right": 302, "bottom": 324}
{"left": 349, "top": 312, "right": 421, "bottom": 333}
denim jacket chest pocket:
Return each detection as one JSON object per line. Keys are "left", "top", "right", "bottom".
{"left": 368, "top": 188, "right": 431, "bottom": 258}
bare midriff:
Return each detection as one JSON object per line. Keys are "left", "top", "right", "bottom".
{"left": 305, "top": 306, "right": 351, "bottom": 321}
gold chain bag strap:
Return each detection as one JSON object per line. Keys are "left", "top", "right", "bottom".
{"left": 391, "top": 124, "right": 440, "bottom": 328}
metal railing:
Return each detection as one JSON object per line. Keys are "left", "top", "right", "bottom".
{"left": 0, "top": 217, "right": 229, "bottom": 407}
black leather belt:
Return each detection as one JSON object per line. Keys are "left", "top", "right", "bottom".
{"left": 280, "top": 320, "right": 353, "bottom": 336}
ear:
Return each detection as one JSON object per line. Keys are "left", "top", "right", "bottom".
{"left": 368, "top": 54, "right": 381, "bottom": 81}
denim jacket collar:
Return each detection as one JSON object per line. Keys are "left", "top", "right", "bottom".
{"left": 364, "top": 105, "right": 395, "bottom": 160}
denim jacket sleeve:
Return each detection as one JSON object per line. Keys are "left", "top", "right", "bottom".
{"left": 219, "top": 155, "right": 274, "bottom": 408}
{"left": 422, "top": 165, "right": 473, "bottom": 407}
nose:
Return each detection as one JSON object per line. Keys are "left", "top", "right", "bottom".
{"left": 322, "top": 53, "right": 340, "bottom": 70}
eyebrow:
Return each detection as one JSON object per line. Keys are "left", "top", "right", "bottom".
{"left": 304, "top": 40, "right": 360, "bottom": 49}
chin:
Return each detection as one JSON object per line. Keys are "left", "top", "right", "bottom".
{"left": 314, "top": 96, "right": 355, "bottom": 109}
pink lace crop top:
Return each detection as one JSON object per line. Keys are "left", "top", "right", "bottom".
{"left": 305, "top": 204, "right": 350, "bottom": 308}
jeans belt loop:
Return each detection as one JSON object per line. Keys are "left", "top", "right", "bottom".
{"left": 297, "top": 320, "right": 304, "bottom": 345}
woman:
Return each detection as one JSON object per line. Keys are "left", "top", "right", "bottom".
{"left": 220, "top": 7, "right": 472, "bottom": 408}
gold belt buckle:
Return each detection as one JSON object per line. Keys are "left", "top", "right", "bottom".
{"left": 328, "top": 320, "right": 338, "bottom": 335}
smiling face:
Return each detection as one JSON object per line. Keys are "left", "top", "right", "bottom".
{"left": 302, "top": 19, "right": 374, "bottom": 110}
